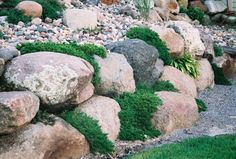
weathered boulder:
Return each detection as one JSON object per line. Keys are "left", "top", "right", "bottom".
{"left": 63, "top": 9, "right": 97, "bottom": 31}
{"left": 223, "top": 46, "right": 236, "bottom": 58}
{"left": 151, "top": 26, "right": 184, "bottom": 57}
{"left": 153, "top": 0, "right": 180, "bottom": 14}
{"left": 0, "top": 91, "right": 39, "bottom": 135}
{"left": 160, "top": 66, "right": 197, "bottom": 97}
{"left": 0, "top": 46, "right": 20, "bottom": 62}
{"left": 214, "top": 53, "right": 236, "bottom": 78}
{"left": 3, "top": 52, "right": 94, "bottom": 111}
{"left": 199, "top": 30, "right": 215, "bottom": 57}
{"left": 78, "top": 96, "right": 121, "bottom": 141}
{"left": 204, "top": 0, "right": 227, "bottom": 14}
{"left": 222, "top": 15, "right": 236, "bottom": 25}
{"left": 195, "top": 59, "right": 214, "bottom": 91}
{"left": 149, "top": 9, "right": 163, "bottom": 22}
{"left": 0, "top": 58, "right": 4, "bottom": 76}
{"left": 169, "top": 13, "right": 192, "bottom": 22}
{"left": 0, "top": 118, "right": 90, "bottom": 159}
{"left": 16, "top": 1, "right": 42, "bottom": 18}
{"left": 95, "top": 52, "right": 135, "bottom": 95}
{"left": 190, "top": 0, "right": 208, "bottom": 12}
{"left": 106, "top": 39, "right": 164, "bottom": 86}
{"left": 152, "top": 91, "right": 199, "bottom": 133}
{"left": 166, "top": 21, "right": 205, "bottom": 57}
{"left": 154, "top": 7, "right": 170, "bottom": 21}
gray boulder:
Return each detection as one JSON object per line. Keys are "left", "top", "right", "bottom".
{"left": 0, "top": 46, "right": 20, "bottom": 62}
{"left": 106, "top": 39, "right": 164, "bottom": 86}
{"left": 204, "top": 0, "right": 227, "bottom": 14}
{"left": 199, "top": 30, "right": 214, "bottom": 58}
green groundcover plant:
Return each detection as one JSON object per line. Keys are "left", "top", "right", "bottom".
{"left": 195, "top": 98, "right": 207, "bottom": 112}
{"left": 137, "top": 81, "right": 178, "bottom": 93}
{"left": 180, "top": 6, "right": 205, "bottom": 23}
{"left": 126, "top": 27, "right": 172, "bottom": 65}
{"left": 17, "top": 42, "right": 107, "bottom": 86}
{"left": 211, "top": 63, "right": 232, "bottom": 85}
{"left": 115, "top": 89, "right": 162, "bottom": 141}
{"left": 171, "top": 53, "right": 199, "bottom": 78}
{"left": 213, "top": 43, "right": 223, "bottom": 57}
{"left": 60, "top": 110, "right": 114, "bottom": 154}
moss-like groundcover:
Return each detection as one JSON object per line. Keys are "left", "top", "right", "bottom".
{"left": 116, "top": 81, "right": 178, "bottom": 141}
{"left": 137, "top": 81, "right": 178, "bottom": 93}
{"left": 17, "top": 42, "right": 107, "bottom": 86}
{"left": 213, "top": 43, "right": 223, "bottom": 57}
{"left": 180, "top": 6, "right": 205, "bottom": 23}
{"left": 128, "top": 134, "right": 236, "bottom": 159}
{"left": 60, "top": 110, "right": 114, "bottom": 154}
{"left": 115, "top": 89, "right": 162, "bottom": 141}
{"left": 195, "top": 98, "right": 207, "bottom": 112}
{"left": 211, "top": 63, "right": 232, "bottom": 86}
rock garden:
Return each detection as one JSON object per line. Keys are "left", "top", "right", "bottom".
{"left": 0, "top": 0, "right": 235, "bottom": 158}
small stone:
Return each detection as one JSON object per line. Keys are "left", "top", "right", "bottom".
{"left": 0, "top": 91, "right": 40, "bottom": 135}
{"left": 17, "top": 21, "right": 25, "bottom": 27}
{"left": 53, "top": 19, "right": 62, "bottom": 26}
{"left": 31, "top": 18, "right": 42, "bottom": 25}
{"left": 45, "top": 17, "right": 53, "bottom": 23}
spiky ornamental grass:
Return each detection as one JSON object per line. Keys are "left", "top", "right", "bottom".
{"left": 171, "top": 53, "right": 199, "bottom": 78}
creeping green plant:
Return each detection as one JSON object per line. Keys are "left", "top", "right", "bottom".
{"left": 61, "top": 110, "right": 114, "bottom": 154}
{"left": 195, "top": 98, "right": 207, "bottom": 112}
